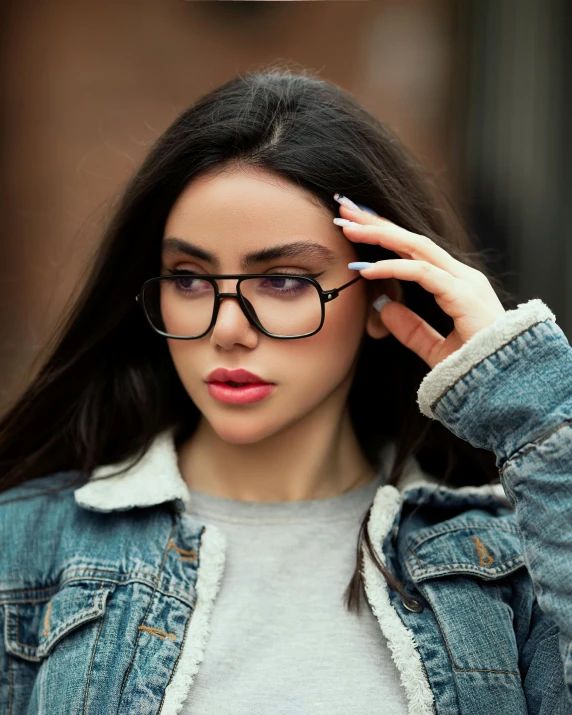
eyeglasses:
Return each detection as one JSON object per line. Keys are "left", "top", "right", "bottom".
{"left": 135, "top": 273, "right": 363, "bottom": 340}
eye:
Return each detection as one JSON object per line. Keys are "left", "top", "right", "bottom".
{"left": 262, "top": 275, "right": 308, "bottom": 290}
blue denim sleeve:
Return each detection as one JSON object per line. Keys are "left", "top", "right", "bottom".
{"left": 416, "top": 298, "right": 572, "bottom": 708}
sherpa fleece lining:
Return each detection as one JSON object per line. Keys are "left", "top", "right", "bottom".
{"left": 417, "top": 298, "right": 556, "bottom": 419}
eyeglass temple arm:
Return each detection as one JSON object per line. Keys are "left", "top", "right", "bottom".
{"left": 331, "top": 274, "right": 364, "bottom": 294}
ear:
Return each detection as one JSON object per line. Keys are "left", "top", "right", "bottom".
{"left": 365, "top": 278, "right": 404, "bottom": 340}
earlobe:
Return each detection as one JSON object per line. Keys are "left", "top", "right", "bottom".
{"left": 366, "top": 305, "right": 391, "bottom": 340}
{"left": 365, "top": 279, "right": 403, "bottom": 340}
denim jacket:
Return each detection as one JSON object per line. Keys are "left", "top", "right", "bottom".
{"left": 1, "top": 297, "right": 571, "bottom": 715}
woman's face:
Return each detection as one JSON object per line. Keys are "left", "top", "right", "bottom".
{"left": 161, "top": 165, "right": 390, "bottom": 444}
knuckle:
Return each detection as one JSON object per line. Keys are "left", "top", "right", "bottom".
{"left": 472, "top": 269, "right": 490, "bottom": 286}
{"left": 407, "top": 233, "right": 425, "bottom": 256}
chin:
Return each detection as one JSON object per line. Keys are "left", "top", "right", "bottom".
{"left": 207, "top": 415, "right": 285, "bottom": 445}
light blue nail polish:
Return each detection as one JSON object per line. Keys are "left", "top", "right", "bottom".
{"left": 333, "top": 217, "right": 360, "bottom": 227}
{"left": 373, "top": 294, "right": 392, "bottom": 312}
{"left": 348, "top": 262, "right": 374, "bottom": 270}
{"left": 355, "top": 203, "right": 380, "bottom": 216}
{"left": 333, "top": 193, "right": 360, "bottom": 211}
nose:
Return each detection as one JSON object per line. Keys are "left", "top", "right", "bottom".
{"left": 218, "top": 292, "right": 260, "bottom": 324}
{"left": 210, "top": 292, "right": 259, "bottom": 349}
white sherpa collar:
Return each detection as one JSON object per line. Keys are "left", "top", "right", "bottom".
{"left": 74, "top": 427, "right": 191, "bottom": 513}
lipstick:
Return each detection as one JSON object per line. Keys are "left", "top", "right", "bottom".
{"left": 206, "top": 368, "right": 276, "bottom": 405}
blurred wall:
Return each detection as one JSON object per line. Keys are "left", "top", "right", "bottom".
{"left": 0, "top": 0, "right": 503, "bottom": 415}
{"left": 460, "top": 0, "right": 571, "bottom": 338}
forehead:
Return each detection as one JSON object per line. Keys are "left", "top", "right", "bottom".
{"left": 162, "top": 166, "right": 350, "bottom": 259}
{"left": 166, "top": 165, "right": 326, "bottom": 225}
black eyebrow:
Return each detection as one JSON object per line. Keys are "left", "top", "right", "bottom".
{"left": 161, "top": 237, "right": 338, "bottom": 270}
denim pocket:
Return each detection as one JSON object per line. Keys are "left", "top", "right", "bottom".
{"left": 3, "top": 580, "right": 114, "bottom": 662}
{"left": 404, "top": 522, "right": 527, "bottom": 674}
{"left": 405, "top": 520, "right": 525, "bottom": 582}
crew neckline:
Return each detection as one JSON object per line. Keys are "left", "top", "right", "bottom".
{"left": 186, "top": 471, "right": 385, "bottom": 523}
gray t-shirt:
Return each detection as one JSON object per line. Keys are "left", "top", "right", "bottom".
{"left": 181, "top": 473, "right": 409, "bottom": 715}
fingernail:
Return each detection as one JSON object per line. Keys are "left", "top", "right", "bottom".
{"left": 333, "top": 218, "right": 361, "bottom": 227}
{"left": 348, "top": 262, "right": 374, "bottom": 270}
{"left": 333, "top": 193, "right": 360, "bottom": 211}
{"left": 355, "top": 203, "right": 380, "bottom": 217}
{"left": 373, "top": 294, "right": 392, "bottom": 312}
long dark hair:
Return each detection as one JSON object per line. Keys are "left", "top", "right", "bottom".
{"left": 0, "top": 63, "right": 517, "bottom": 613}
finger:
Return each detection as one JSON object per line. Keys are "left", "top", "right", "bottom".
{"left": 379, "top": 300, "right": 446, "bottom": 369}
{"left": 335, "top": 213, "right": 478, "bottom": 280}
{"left": 335, "top": 212, "right": 410, "bottom": 260}
{"left": 358, "top": 258, "right": 458, "bottom": 302}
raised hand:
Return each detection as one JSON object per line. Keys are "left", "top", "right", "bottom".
{"left": 333, "top": 194, "right": 506, "bottom": 370}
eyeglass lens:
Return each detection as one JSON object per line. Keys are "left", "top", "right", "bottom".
{"left": 142, "top": 276, "right": 323, "bottom": 338}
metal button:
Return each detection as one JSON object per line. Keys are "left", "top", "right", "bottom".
{"left": 402, "top": 597, "right": 424, "bottom": 613}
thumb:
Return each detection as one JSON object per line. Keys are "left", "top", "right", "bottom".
{"left": 378, "top": 300, "right": 445, "bottom": 369}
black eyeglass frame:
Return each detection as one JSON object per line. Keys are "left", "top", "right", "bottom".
{"left": 135, "top": 273, "right": 364, "bottom": 340}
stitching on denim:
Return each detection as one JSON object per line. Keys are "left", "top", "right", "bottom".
{"left": 13, "top": 605, "right": 38, "bottom": 658}
{"left": 0, "top": 568, "right": 167, "bottom": 595}
{"left": 410, "top": 555, "right": 524, "bottom": 579}
{"left": 0, "top": 572, "right": 195, "bottom": 607}
{"left": 83, "top": 583, "right": 106, "bottom": 715}
{"left": 8, "top": 588, "right": 108, "bottom": 660}
{"left": 31, "top": 595, "right": 100, "bottom": 648}
{"left": 11, "top": 604, "right": 41, "bottom": 659}
{"left": 472, "top": 537, "right": 494, "bottom": 566}
{"left": 157, "top": 524, "right": 204, "bottom": 715}
{"left": 7, "top": 650, "right": 13, "bottom": 715}
{"left": 168, "top": 540, "right": 197, "bottom": 562}
{"left": 2, "top": 588, "right": 56, "bottom": 599}
{"left": 15, "top": 606, "right": 20, "bottom": 651}
{"left": 429, "top": 320, "right": 552, "bottom": 413}
{"left": 138, "top": 625, "right": 177, "bottom": 641}
{"left": 118, "top": 519, "right": 178, "bottom": 706}
{"left": 452, "top": 666, "right": 520, "bottom": 675}
{"left": 158, "top": 607, "right": 195, "bottom": 715}
{"left": 415, "top": 582, "right": 459, "bottom": 668}
{"left": 11, "top": 606, "right": 83, "bottom": 660}
{"left": 39, "top": 593, "right": 106, "bottom": 652}
{"left": 0, "top": 571, "right": 159, "bottom": 596}
{"left": 416, "top": 582, "right": 520, "bottom": 675}
{"left": 499, "top": 420, "right": 572, "bottom": 475}
{"left": 409, "top": 523, "right": 519, "bottom": 549}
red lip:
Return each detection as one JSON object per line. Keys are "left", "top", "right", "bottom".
{"left": 206, "top": 368, "right": 272, "bottom": 384}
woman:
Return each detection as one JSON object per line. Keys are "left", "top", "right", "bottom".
{"left": 0, "top": 67, "right": 570, "bottom": 715}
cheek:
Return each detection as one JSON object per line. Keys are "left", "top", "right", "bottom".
{"left": 292, "top": 290, "right": 366, "bottom": 387}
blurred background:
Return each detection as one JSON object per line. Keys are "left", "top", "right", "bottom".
{"left": 1, "top": 0, "right": 570, "bottom": 415}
